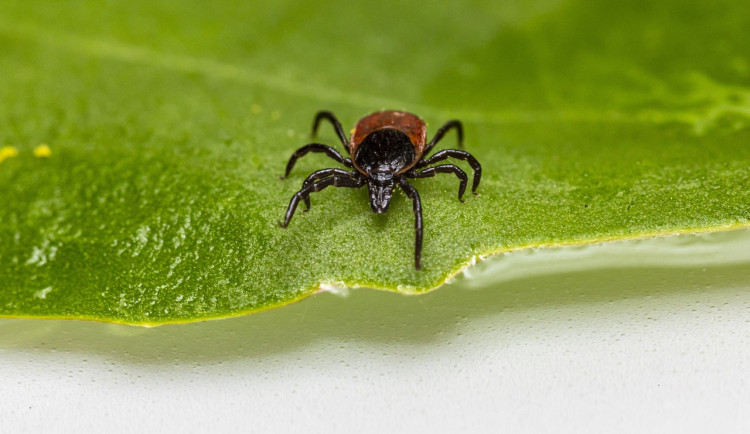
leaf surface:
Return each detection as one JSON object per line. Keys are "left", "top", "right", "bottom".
{"left": 1, "top": 0, "right": 749, "bottom": 324}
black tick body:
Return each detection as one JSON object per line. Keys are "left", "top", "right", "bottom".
{"left": 279, "top": 110, "right": 482, "bottom": 270}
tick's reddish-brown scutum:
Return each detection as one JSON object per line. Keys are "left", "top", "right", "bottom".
{"left": 350, "top": 111, "right": 427, "bottom": 176}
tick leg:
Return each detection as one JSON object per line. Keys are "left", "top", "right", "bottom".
{"left": 300, "top": 168, "right": 358, "bottom": 210}
{"left": 282, "top": 143, "right": 353, "bottom": 178}
{"left": 423, "top": 120, "right": 463, "bottom": 156}
{"left": 278, "top": 174, "right": 365, "bottom": 228}
{"left": 312, "top": 111, "right": 350, "bottom": 154}
{"left": 410, "top": 164, "right": 468, "bottom": 202}
{"left": 397, "top": 177, "right": 424, "bottom": 270}
{"left": 416, "top": 149, "right": 481, "bottom": 194}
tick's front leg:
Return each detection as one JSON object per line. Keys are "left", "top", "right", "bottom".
{"left": 278, "top": 174, "right": 365, "bottom": 228}
{"left": 397, "top": 176, "right": 424, "bottom": 270}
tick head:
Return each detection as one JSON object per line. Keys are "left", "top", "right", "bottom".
{"left": 367, "top": 179, "right": 394, "bottom": 213}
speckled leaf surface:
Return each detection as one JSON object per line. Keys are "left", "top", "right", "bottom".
{"left": 1, "top": 0, "right": 749, "bottom": 325}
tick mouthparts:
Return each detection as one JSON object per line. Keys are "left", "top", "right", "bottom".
{"left": 368, "top": 182, "right": 394, "bottom": 214}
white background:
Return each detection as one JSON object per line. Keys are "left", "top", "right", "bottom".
{"left": 2, "top": 230, "right": 749, "bottom": 433}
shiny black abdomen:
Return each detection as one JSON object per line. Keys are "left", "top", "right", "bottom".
{"left": 354, "top": 129, "right": 416, "bottom": 180}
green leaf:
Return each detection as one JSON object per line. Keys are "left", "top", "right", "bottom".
{"left": 1, "top": 0, "right": 749, "bottom": 325}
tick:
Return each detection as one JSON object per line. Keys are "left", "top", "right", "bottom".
{"left": 278, "top": 110, "right": 482, "bottom": 270}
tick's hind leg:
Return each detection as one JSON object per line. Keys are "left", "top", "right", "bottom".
{"left": 423, "top": 120, "right": 463, "bottom": 156}
{"left": 397, "top": 177, "right": 424, "bottom": 270}
{"left": 300, "top": 168, "right": 356, "bottom": 210}
{"left": 312, "top": 111, "right": 350, "bottom": 154}
{"left": 410, "top": 164, "right": 468, "bottom": 201}
{"left": 282, "top": 143, "right": 353, "bottom": 178}
{"left": 416, "top": 149, "right": 481, "bottom": 194}
{"left": 278, "top": 174, "right": 365, "bottom": 228}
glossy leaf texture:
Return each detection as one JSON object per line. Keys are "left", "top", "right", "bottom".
{"left": 1, "top": 0, "right": 749, "bottom": 324}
